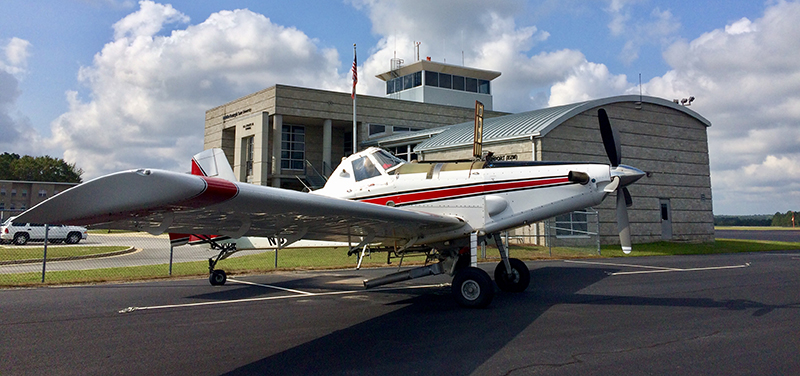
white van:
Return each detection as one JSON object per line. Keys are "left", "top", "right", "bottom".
{"left": 0, "top": 217, "right": 88, "bottom": 245}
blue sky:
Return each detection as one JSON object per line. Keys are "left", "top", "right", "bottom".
{"left": 1, "top": 0, "right": 798, "bottom": 215}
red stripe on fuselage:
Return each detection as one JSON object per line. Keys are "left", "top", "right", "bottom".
{"left": 359, "top": 176, "right": 570, "bottom": 206}
{"left": 181, "top": 176, "right": 239, "bottom": 208}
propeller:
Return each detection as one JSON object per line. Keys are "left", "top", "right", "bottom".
{"left": 598, "top": 108, "right": 642, "bottom": 254}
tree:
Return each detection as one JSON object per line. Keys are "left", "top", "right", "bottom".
{"left": 771, "top": 211, "right": 797, "bottom": 227}
{"left": 0, "top": 153, "right": 82, "bottom": 183}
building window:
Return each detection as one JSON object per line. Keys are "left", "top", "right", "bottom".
{"left": 38, "top": 189, "right": 47, "bottom": 198}
{"left": 420, "top": 71, "right": 490, "bottom": 94}
{"left": 452, "top": 75, "right": 465, "bottom": 91}
{"left": 281, "top": 125, "right": 305, "bottom": 170}
{"left": 369, "top": 124, "right": 387, "bottom": 136}
{"left": 392, "top": 126, "right": 421, "bottom": 133}
{"left": 0, "top": 188, "right": 5, "bottom": 196}
{"left": 479, "top": 80, "right": 490, "bottom": 94}
{"left": 439, "top": 73, "right": 452, "bottom": 89}
{"left": 11, "top": 189, "right": 16, "bottom": 197}
{"left": 466, "top": 77, "right": 478, "bottom": 93}
{"left": 244, "top": 136, "right": 254, "bottom": 178}
{"left": 555, "top": 211, "right": 589, "bottom": 238}
{"left": 388, "top": 144, "right": 417, "bottom": 161}
{"left": 344, "top": 131, "right": 353, "bottom": 156}
{"left": 387, "top": 71, "right": 424, "bottom": 94}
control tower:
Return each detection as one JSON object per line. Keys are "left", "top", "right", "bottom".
{"left": 375, "top": 58, "right": 501, "bottom": 110}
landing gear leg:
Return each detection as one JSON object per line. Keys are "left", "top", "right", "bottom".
{"left": 206, "top": 241, "right": 237, "bottom": 286}
{"left": 492, "top": 233, "right": 530, "bottom": 293}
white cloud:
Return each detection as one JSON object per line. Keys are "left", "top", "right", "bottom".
{"left": 4, "top": 37, "right": 31, "bottom": 71}
{"left": 548, "top": 61, "right": 629, "bottom": 106}
{"left": 112, "top": 0, "right": 189, "bottom": 40}
{"left": 0, "top": 37, "right": 41, "bottom": 154}
{"left": 48, "top": 2, "right": 344, "bottom": 178}
{"left": 352, "top": 0, "right": 619, "bottom": 112}
{"left": 643, "top": 1, "right": 800, "bottom": 213}
{"left": 606, "top": 1, "right": 681, "bottom": 65}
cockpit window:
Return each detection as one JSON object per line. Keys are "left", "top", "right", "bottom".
{"left": 352, "top": 156, "right": 381, "bottom": 182}
{"left": 372, "top": 149, "right": 405, "bottom": 171}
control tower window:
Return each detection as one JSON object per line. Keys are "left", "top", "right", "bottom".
{"left": 452, "top": 75, "right": 465, "bottom": 91}
{"left": 425, "top": 71, "right": 438, "bottom": 87}
{"left": 439, "top": 73, "right": 452, "bottom": 89}
{"left": 466, "top": 77, "right": 478, "bottom": 93}
{"left": 479, "top": 80, "right": 490, "bottom": 94}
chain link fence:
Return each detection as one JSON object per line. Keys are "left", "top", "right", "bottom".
{"left": 2, "top": 208, "right": 601, "bottom": 287}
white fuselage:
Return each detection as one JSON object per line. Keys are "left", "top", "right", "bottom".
{"left": 312, "top": 148, "right": 614, "bottom": 237}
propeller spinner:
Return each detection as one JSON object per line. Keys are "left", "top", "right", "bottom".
{"left": 598, "top": 108, "right": 645, "bottom": 254}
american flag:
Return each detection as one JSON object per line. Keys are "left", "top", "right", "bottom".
{"left": 351, "top": 47, "right": 357, "bottom": 99}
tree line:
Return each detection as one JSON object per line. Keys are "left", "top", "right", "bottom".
{"left": 0, "top": 153, "right": 83, "bottom": 183}
{"left": 714, "top": 211, "right": 797, "bottom": 227}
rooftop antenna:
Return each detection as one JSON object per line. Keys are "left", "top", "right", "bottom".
{"left": 414, "top": 41, "right": 421, "bottom": 61}
{"left": 636, "top": 73, "right": 643, "bottom": 110}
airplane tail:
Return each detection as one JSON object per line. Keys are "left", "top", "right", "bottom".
{"left": 190, "top": 148, "right": 237, "bottom": 182}
{"left": 170, "top": 149, "right": 236, "bottom": 246}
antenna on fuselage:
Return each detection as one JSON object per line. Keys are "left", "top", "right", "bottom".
{"left": 473, "top": 100, "right": 484, "bottom": 159}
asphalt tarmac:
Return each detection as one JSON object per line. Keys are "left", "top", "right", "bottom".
{"left": 2, "top": 251, "right": 799, "bottom": 376}
{"left": 715, "top": 228, "right": 800, "bottom": 242}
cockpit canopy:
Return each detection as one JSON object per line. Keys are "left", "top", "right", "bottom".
{"left": 349, "top": 148, "right": 405, "bottom": 182}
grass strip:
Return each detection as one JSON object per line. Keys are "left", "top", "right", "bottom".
{"left": 0, "top": 246, "right": 130, "bottom": 262}
{"left": 1, "top": 239, "right": 798, "bottom": 287}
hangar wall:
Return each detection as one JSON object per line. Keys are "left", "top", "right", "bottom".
{"left": 541, "top": 101, "right": 714, "bottom": 244}
{"left": 417, "top": 99, "right": 714, "bottom": 245}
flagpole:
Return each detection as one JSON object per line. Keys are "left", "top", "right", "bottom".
{"left": 352, "top": 43, "right": 357, "bottom": 155}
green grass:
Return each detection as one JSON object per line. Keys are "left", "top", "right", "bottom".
{"left": 0, "top": 245, "right": 130, "bottom": 262}
{"left": 1, "top": 239, "right": 798, "bottom": 287}
{"left": 715, "top": 226, "right": 800, "bottom": 231}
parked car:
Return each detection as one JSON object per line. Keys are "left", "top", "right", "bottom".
{"left": 1, "top": 217, "right": 88, "bottom": 245}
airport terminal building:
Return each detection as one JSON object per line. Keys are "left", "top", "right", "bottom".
{"left": 204, "top": 60, "right": 714, "bottom": 245}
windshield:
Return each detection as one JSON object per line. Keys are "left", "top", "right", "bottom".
{"left": 372, "top": 149, "right": 405, "bottom": 171}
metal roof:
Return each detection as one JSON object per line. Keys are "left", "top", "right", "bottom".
{"left": 411, "top": 95, "right": 711, "bottom": 153}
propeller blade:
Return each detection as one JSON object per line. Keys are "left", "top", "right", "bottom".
{"left": 616, "top": 189, "right": 632, "bottom": 254}
{"left": 598, "top": 109, "right": 621, "bottom": 167}
{"left": 622, "top": 187, "right": 633, "bottom": 207}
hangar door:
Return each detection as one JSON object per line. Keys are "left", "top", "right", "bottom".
{"left": 660, "top": 198, "right": 673, "bottom": 240}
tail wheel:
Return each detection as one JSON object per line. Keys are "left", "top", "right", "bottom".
{"left": 494, "top": 258, "right": 531, "bottom": 293}
{"left": 452, "top": 267, "right": 494, "bottom": 308}
{"left": 209, "top": 269, "right": 227, "bottom": 286}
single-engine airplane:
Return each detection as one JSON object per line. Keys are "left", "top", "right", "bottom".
{"left": 15, "top": 109, "right": 644, "bottom": 308}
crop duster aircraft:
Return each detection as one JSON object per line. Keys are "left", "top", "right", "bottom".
{"left": 16, "top": 109, "right": 644, "bottom": 308}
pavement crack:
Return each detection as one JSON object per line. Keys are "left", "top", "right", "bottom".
{"left": 502, "top": 331, "right": 721, "bottom": 375}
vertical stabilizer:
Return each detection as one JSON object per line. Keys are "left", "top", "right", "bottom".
{"left": 191, "top": 149, "right": 237, "bottom": 182}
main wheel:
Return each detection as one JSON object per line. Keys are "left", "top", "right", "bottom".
{"left": 452, "top": 267, "right": 494, "bottom": 308}
{"left": 209, "top": 269, "right": 227, "bottom": 286}
{"left": 13, "top": 233, "right": 29, "bottom": 245}
{"left": 494, "top": 258, "right": 531, "bottom": 293}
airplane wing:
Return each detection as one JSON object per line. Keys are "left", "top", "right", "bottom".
{"left": 15, "top": 168, "right": 469, "bottom": 246}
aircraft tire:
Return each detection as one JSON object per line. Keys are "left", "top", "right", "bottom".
{"left": 209, "top": 269, "right": 227, "bottom": 286}
{"left": 494, "top": 258, "right": 530, "bottom": 293}
{"left": 452, "top": 267, "right": 494, "bottom": 308}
